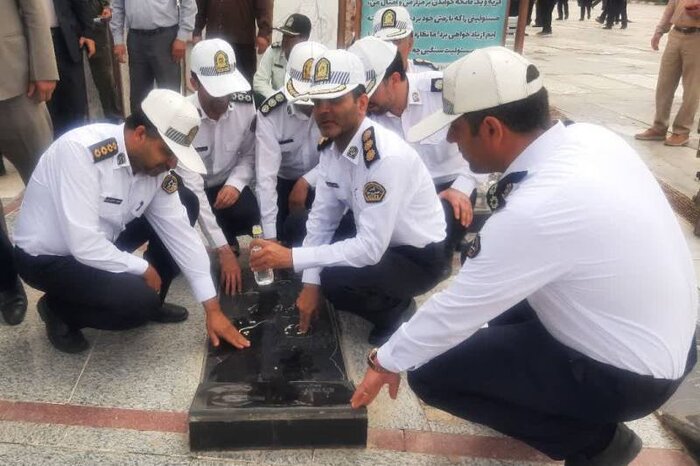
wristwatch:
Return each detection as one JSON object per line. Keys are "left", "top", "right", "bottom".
{"left": 367, "top": 347, "right": 392, "bottom": 373}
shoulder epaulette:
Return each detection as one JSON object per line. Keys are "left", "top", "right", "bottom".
{"left": 230, "top": 91, "right": 253, "bottom": 104}
{"left": 317, "top": 137, "right": 333, "bottom": 151}
{"left": 89, "top": 137, "right": 119, "bottom": 163}
{"left": 260, "top": 91, "right": 287, "bottom": 116}
{"left": 430, "top": 77, "right": 444, "bottom": 93}
{"left": 414, "top": 58, "right": 440, "bottom": 71}
{"left": 361, "top": 127, "right": 379, "bottom": 168}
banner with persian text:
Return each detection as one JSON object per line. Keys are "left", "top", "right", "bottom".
{"left": 360, "top": 0, "right": 508, "bottom": 64}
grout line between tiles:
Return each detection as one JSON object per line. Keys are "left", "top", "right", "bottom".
{"left": 66, "top": 330, "right": 100, "bottom": 404}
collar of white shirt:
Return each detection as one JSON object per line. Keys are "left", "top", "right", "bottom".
{"left": 406, "top": 74, "right": 423, "bottom": 107}
{"left": 332, "top": 117, "right": 376, "bottom": 165}
{"left": 503, "top": 120, "right": 566, "bottom": 178}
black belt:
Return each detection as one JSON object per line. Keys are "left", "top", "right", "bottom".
{"left": 129, "top": 25, "right": 177, "bottom": 35}
{"left": 673, "top": 25, "right": 699, "bottom": 34}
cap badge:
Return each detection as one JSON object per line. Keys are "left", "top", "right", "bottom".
{"left": 381, "top": 9, "right": 396, "bottom": 28}
{"left": 314, "top": 58, "right": 330, "bottom": 83}
{"left": 213, "top": 51, "right": 231, "bottom": 74}
{"left": 285, "top": 16, "right": 295, "bottom": 28}
{"left": 302, "top": 58, "right": 314, "bottom": 81}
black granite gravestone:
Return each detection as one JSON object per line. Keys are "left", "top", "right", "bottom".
{"left": 189, "top": 279, "right": 368, "bottom": 450}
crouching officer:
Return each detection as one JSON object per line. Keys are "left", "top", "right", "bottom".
{"left": 255, "top": 41, "right": 327, "bottom": 245}
{"left": 13, "top": 89, "right": 250, "bottom": 354}
{"left": 350, "top": 47, "right": 697, "bottom": 466}
{"left": 350, "top": 36, "right": 485, "bottom": 256}
{"left": 250, "top": 50, "right": 449, "bottom": 345}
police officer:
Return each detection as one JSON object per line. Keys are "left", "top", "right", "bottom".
{"left": 350, "top": 47, "right": 697, "bottom": 466}
{"left": 255, "top": 41, "right": 327, "bottom": 245}
{"left": 372, "top": 6, "right": 439, "bottom": 73}
{"left": 253, "top": 13, "right": 312, "bottom": 103}
{"left": 350, "top": 36, "right": 485, "bottom": 256}
{"left": 184, "top": 39, "right": 259, "bottom": 254}
{"left": 249, "top": 50, "right": 449, "bottom": 345}
{"left": 13, "top": 89, "right": 250, "bottom": 354}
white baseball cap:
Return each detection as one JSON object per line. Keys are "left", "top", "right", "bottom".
{"left": 190, "top": 39, "right": 250, "bottom": 98}
{"left": 141, "top": 89, "right": 206, "bottom": 174}
{"left": 373, "top": 6, "right": 413, "bottom": 41}
{"left": 408, "top": 46, "right": 544, "bottom": 142}
{"left": 302, "top": 49, "right": 366, "bottom": 100}
{"left": 283, "top": 41, "right": 328, "bottom": 105}
{"left": 348, "top": 37, "right": 397, "bottom": 98}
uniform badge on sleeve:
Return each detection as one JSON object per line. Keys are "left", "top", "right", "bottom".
{"left": 362, "top": 127, "right": 380, "bottom": 168}
{"left": 161, "top": 173, "right": 179, "bottom": 194}
{"left": 363, "top": 181, "right": 386, "bottom": 203}
{"left": 89, "top": 137, "right": 119, "bottom": 163}
{"left": 466, "top": 233, "right": 481, "bottom": 259}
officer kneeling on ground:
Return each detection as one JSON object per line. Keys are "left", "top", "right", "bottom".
{"left": 13, "top": 89, "right": 250, "bottom": 354}
{"left": 350, "top": 47, "right": 697, "bottom": 466}
{"left": 250, "top": 50, "right": 449, "bottom": 345}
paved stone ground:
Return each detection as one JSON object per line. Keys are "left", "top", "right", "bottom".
{"left": 0, "top": 3, "right": 699, "bottom": 463}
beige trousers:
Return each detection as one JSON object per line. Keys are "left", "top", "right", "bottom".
{"left": 652, "top": 29, "right": 700, "bottom": 136}
{"left": 0, "top": 93, "right": 53, "bottom": 184}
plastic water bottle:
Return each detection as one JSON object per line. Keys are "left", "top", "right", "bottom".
{"left": 251, "top": 225, "right": 274, "bottom": 286}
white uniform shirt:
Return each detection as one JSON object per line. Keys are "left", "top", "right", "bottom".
{"left": 255, "top": 95, "right": 321, "bottom": 239}
{"left": 253, "top": 45, "right": 287, "bottom": 100}
{"left": 14, "top": 124, "right": 217, "bottom": 302}
{"left": 173, "top": 94, "right": 256, "bottom": 248}
{"left": 379, "top": 122, "right": 698, "bottom": 380}
{"left": 372, "top": 71, "right": 483, "bottom": 196}
{"left": 293, "top": 118, "right": 446, "bottom": 285}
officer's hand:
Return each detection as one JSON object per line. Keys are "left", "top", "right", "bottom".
{"left": 203, "top": 299, "right": 251, "bottom": 349}
{"left": 27, "top": 81, "right": 57, "bottom": 102}
{"left": 350, "top": 367, "right": 401, "bottom": 409}
{"left": 256, "top": 36, "right": 270, "bottom": 54}
{"left": 651, "top": 32, "right": 662, "bottom": 51}
{"left": 296, "top": 284, "right": 321, "bottom": 333}
{"left": 113, "top": 44, "right": 127, "bottom": 63}
{"left": 213, "top": 186, "right": 240, "bottom": 209}
{"left": 171, "top": 39, "right": 187, "bottom": 63}
{"left": 218, "top": 245, "right": 242, "bottom": 295}
{"left": 439, "top": 188, "right": 473, "bottom": 228}
{"left": 143, "top": 265, "right": 162, "bottom": 294}
{"left": 100, "top": 7, "right": 112, "bottom": 18}
{"left": 80, "top": 37, "right": 96, "bottom": 58}
{"left": 249, "top": 239, "right": 293, "bottom": 270}
{"left": 288, "top": 178, "right": 310, "bottom": 212}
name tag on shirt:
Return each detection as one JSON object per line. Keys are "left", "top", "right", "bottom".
{"left": 326, "top": 181, "right": 340, "bottom": 188}
{"left": 195, "top": 146, "right": 208, "bottom": 152}
{"left": 279, "top": 138, "right": 294, "bottom": 145}
{"left": 104, "top": 197, "right": 123, "bottom": 205}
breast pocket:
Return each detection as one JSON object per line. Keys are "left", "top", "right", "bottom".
{"left": 98, "top": 194, "right": 124, "bottom": 240}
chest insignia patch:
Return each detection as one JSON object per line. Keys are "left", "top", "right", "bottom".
{"left": 361, "top": 127, "right": 379, "bottom": 168}
{"left": 466, "top": 234, "right": 481, "bottom": 259}
{"left": 363, "top": 181, "right": 386, "bottom": 203}
{"left": 161, "top": 173, "right": 179, "bottom": 194}
{"left": 90, "top": 137, "right": 119, "bottom": 163}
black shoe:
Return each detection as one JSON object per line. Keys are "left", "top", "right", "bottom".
{"left": 536, "top": 30, "right": 553, "bottom": 35}
{"left": 603, "top": 24, "right": 612, "bottom": 29}
{"left": 368, "top": 299, "right": 417, "bottom": 346}
{"left": 151, "top": 302, "right": 189, "bottom": 323}
{"left": 556, "top": 16, "right": 563, "bottom": 20}
{"left": 595, "top": 16, "right": 604, "bottom": 23}
{"left": 37, "top": 296, "right": 89, "bottom": 353}
{"left": 621, "top": 22, "right": 627, "bottom": 29}
{"left": 564, "top": 424, "right": 642, "bottom": 466}
{"left": 0, "top": 280, "right": 27, "bottom": 325}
